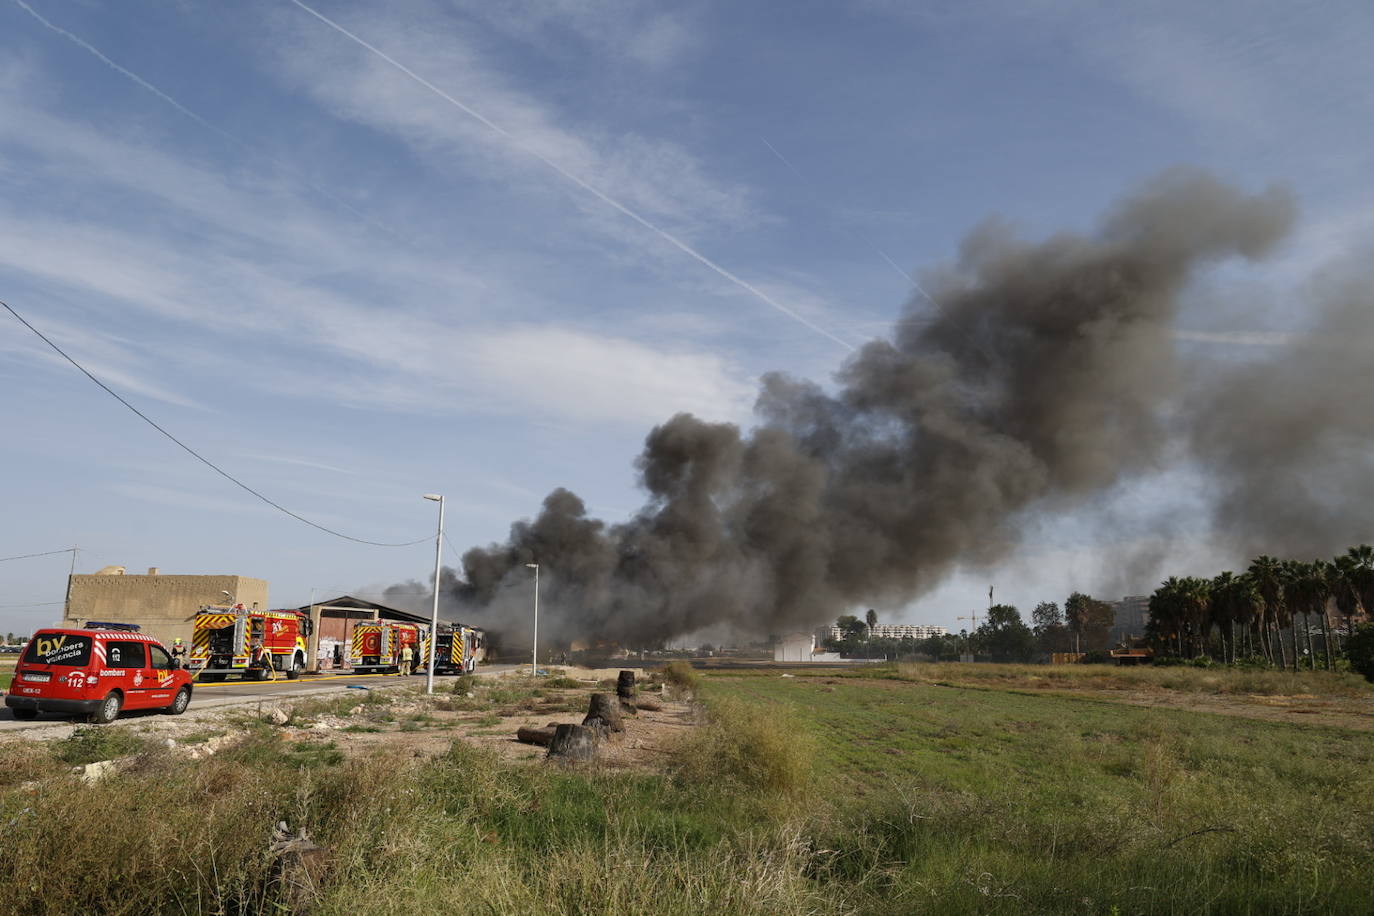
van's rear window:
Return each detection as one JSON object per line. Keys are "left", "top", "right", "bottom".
{"left": 23, "top": 633, "right": 92, "bottom": 667}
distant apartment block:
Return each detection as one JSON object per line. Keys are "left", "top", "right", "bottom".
{"left": 827, "top": 624, "right": 948, "bottom": 641}
{"left": 1110, "top": 595, "right": 1151, "bottom": 642}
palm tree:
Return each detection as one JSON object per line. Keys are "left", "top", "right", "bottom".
{"left": 1211, "top": 572, "right": 1261, "bottom": 664}
{"left": 1332, "top": 553, "right": 1361, "bottom": 650}
{"left": 1147, "top": 578, "right": 1185, "bottom": 658}
{"left": 1234, "top": 573, "right": 1264, "bottom": 660}
{"left": 1177, "top": 577, "right": 1213, "bottom": 659}
{"left": 1249, "top": 556, "right": 1288, "bottom": 669}
{"left": 1210, "top": 572, "right": 1236, "bottom": 663}
{"left": 1307, "top": 559, "right": 1335, "bottom": 671}
{"left": 1282, "top": 560, "right": 1314, "bottom": 671}
{"left": 1343, "top": 545, "right": 1374, "bottom": 638}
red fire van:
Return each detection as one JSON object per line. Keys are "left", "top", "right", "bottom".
{"left": 4, "top": 623, "right": 193, "bottom": 723}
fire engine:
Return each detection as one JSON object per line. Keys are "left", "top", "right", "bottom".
{"left": 191, "top": 605, "right": 312, "bottom": 681}
{"left": 424, "top": 624, "right": 485, "bottom": 675}
{"left": 349, "top": 620, "right": 426, "bottom": 674}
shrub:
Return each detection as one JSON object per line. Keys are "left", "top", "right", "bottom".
{"left": 675, "top": 697, "right": 813, "bottom": 798}
{"left": 661, "top": 660, "right": 699, "bottom": 691}
{"left": 52, "top": 726, "right": 151, "bottom": 766}
{"left": 1347, "top": 623, "right": 1374, "bottom": 682}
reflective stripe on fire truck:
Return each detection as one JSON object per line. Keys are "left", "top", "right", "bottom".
{"left": 192, "top": 614, "right": 236, "bottom": 659}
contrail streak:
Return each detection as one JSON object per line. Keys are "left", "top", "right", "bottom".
{"left": 286, "top": 0, "right": 856, "bottom": 352}
{"left": 760, "top": 137, "right": 942, "bottom": 310}
{"left": 12, "top": 0, "right": 401, "bottom": 241}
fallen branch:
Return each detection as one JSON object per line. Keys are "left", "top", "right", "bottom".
{"left": 1161, "top": 826, "right": 1236, "bottom": 849}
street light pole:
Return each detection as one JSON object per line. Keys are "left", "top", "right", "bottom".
{"left": 525, "top": 563, "right": 539, "bottom": 677}
{"left": 423, "top": 494, "right": 445, "bottom": 695}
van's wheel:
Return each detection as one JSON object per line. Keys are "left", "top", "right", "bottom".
{"left": 13, "top": 708, "right": 38, "bottom": 720}
{"left": 286, "top": 656, "right": 302, "bottom": 680}
{"left": 168, "top": 687, "right": 191, "bottom": 715}
{"left": 90, "top": 691, "right": 122, "bottom": 724}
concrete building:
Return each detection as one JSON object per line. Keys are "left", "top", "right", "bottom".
{"left": 774, "top": 632, "right": 845, "bottom": 662}
{"left": 827, "top": 624, "right": 948, "bottom": 641}
{"left": 775, "top": 632, "right": 816, "bottom": 662}
{"left": 63, "top": 566, "right": 268, "bottom": 650}
{"left": 1110, "top": 595, "right": 1151, "bottom": 643}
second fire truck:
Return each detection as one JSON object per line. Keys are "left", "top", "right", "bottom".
{"left": 191, "top": 605, "right": 312, "bottom": 681}
{"left": 349, "top": 620, "right": 425, "bottom": 674}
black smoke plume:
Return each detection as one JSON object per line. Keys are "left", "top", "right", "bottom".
{"left": 387, "top": 169, "right": 1370, "bottom": 645}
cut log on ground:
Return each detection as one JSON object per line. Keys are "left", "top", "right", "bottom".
{"left": 583, "top": 692, "right": 625, "bottom": 735}
{"left": 547, "top": 724, "right": 597, "bottom": 761}
{"left": 635, "top": 697, "right": 663, "bottom": 712}
{"left": 517, "top": 726, "right": 557, "bottom": 746}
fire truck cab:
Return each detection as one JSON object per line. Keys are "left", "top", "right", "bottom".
{"left": 4, "top": 623, "right": 193, "bottom": 723}
{"left": 191, "top": 605, "right": 311, "bottom": 681}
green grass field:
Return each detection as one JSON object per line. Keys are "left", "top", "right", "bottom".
{"left": 704, "top": 672, "right": 1374, "bottom": 913}
{"left": 0, "top": 668, "right": 1369, "bottom": 914}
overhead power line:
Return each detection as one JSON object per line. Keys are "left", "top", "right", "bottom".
{"left": 0, "top": 548, "right": 75, "bottom": 563}
{"left": 2, "top": 299, "right": 431, "bottom": 547}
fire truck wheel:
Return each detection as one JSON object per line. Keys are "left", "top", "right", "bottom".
{"left": 168, "top": 687, "right": 191, "bottom": 715}
{"left": 90, "top": 691, "right": 123, "bottom": 724}
{"left": 286, "top": 656, "right": 302, "bottom": 680}
{"left": 13, "top": 708, "right": 38, "bottom": 720}
{"left": 252, "top": 665, "right": 270, "bottom": 682}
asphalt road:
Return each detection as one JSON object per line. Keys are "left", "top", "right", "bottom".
{"left": 0, "top": 663, "right": 521, "bottom": 734}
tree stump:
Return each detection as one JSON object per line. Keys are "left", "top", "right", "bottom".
{"left": 582, "top": 692, "right": 625, "bottom": 736}
{"left": 516, "top": 726, "right": 556, "bottom": 746}
{"left": 617, "top": 670, "right": 637, "bottom": 714}
{"left": 547, "top": 723, "right": 597, "bottom": 761}
{"left": 268, "top": 821, "right": 333, "bottom": 913}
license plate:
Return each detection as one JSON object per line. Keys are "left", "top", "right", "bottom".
{"left": 22, "top": 671, "right": 51, "bottom": 683}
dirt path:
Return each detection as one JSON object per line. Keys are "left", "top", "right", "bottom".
{"left": 1051, "top": 686, "right": 1374, "bottom": 731}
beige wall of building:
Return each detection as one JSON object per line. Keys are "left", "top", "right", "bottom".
{"left": 63, "top": 569, "right": 268, "bottom": 649}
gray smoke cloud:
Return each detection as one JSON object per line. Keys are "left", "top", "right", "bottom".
{"left": 384, "top": 167, "right": 1374, "bottom": 646}
{"left": 1186, "top": 253, "right": 1374, "bottom": 558}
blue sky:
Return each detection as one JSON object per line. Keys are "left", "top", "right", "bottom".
{"left": 3, "top": 0, "right": 1372, "bottom": 639}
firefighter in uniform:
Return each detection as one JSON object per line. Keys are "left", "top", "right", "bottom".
{"left": 398, "top": 643, "right": 414, "bottom": 677}
{"left": 171, "top": 637, "right": 188, "bottom": 667}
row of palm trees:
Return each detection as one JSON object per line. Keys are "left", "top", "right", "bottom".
{"left": 1145, "top": 545, "right": 1374, "bottom": 670}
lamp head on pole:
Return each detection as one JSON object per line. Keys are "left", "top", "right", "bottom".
{"left": 422, "top": 493, "right": 442, "bottom": 502}
{"left": 525, "top": 563, "right": 538, "bottom": 569}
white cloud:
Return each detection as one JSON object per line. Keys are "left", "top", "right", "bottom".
{"left": 269, "top": 0, "right": 752, "bottom": 238}
{"left": 465, "top": 324, "right": 754, "bottom": 424}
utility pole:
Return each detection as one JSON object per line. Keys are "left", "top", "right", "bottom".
{"left": 957, "top": 610, "right": 980, "bottom": 662}
{"left": 63, "top": 546, "right": 77, "bottom": 619}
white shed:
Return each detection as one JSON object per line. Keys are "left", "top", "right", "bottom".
{"left": 774, "top": 632, "right": 816, "bottom": 662}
